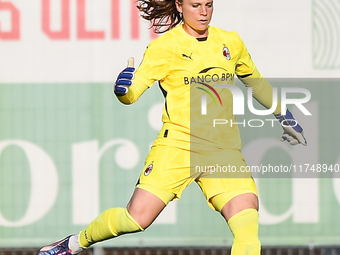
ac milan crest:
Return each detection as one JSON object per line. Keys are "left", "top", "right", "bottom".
{"left": 223, "top": 46, "right": 231, "bottom": 60}
{"left": 144, "top": 163, "right": 153, "bottom": 176}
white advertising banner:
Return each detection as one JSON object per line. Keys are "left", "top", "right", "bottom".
{"left": 0, "top": 0, "right": 339, "bottom": 83}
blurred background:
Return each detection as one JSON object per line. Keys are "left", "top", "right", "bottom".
{"left": 1, "top": 0, "right": 340, "bottom": 254}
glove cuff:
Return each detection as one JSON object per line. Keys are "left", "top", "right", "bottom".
{"left": 275, "top": 109, "right": 303, "bottom": 133}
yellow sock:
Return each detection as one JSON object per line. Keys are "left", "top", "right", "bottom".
{"left": 228, "top": 208, "right": 261, "bottom": 255}
{"left": 79, "top": 208, "right": 144, "bottom": 248}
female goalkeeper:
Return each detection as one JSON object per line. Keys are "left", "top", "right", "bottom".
{"left": 38, "top": 1, "right": 306, "bottom": 255}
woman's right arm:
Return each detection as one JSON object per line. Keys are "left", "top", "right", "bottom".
{"left": 114, "top": 41, "right": 167, "bottom": 105}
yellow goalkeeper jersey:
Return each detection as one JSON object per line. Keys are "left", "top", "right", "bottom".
{"left": 118, "top": 25, "right": 279, "bottom": 151}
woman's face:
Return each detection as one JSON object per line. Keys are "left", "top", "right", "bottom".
{"left": 175, "top": 0, "right": 213, "bottom": 38}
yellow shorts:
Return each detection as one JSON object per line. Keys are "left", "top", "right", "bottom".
{"left": 136, "top": 144, "right": 258, "bottom": 212}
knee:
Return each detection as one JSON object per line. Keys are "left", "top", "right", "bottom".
{"left": 126, "top": 205, "right": 153, "bottom": 230}
{"left": 114, "top": 208, "right": 145, "bottom": 234}
{"left": 215, "top": 193, "right": 258, "bottom": 221}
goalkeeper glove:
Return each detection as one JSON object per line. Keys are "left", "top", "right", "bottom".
{"left": 275, "top": 109, "right": 307, "bottom": 146}
{"left": 114, "top": 57, "right": 135, "bottom": 96}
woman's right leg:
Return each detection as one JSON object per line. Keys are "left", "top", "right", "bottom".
{"left": 127, "top": 188, "right": 168, "bottom": 229}
{"left": 79, "top": 144, "right": 185, "bottom": 249}
{"left": 38, "top": 144, "right": 180, "bottom": 255}
{"left": 38, "top": 188, "right": 168, "bottom": 255}
{"left": 78, "top": 187, "right": 167, "bottom": 248}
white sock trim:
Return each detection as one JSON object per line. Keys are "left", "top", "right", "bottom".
{"left": 68, "top": 234, "right": 84, "bottom": 254}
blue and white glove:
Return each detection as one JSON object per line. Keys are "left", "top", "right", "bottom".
{"left": 275, "top": 109, "right": 307, "bottom": 146}
{"left": 113, "top": 57, "right": 135, "bottom": 96}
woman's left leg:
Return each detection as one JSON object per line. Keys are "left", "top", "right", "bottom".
{"left": 211, "top": 192, "right": 260, "bottom": 255}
